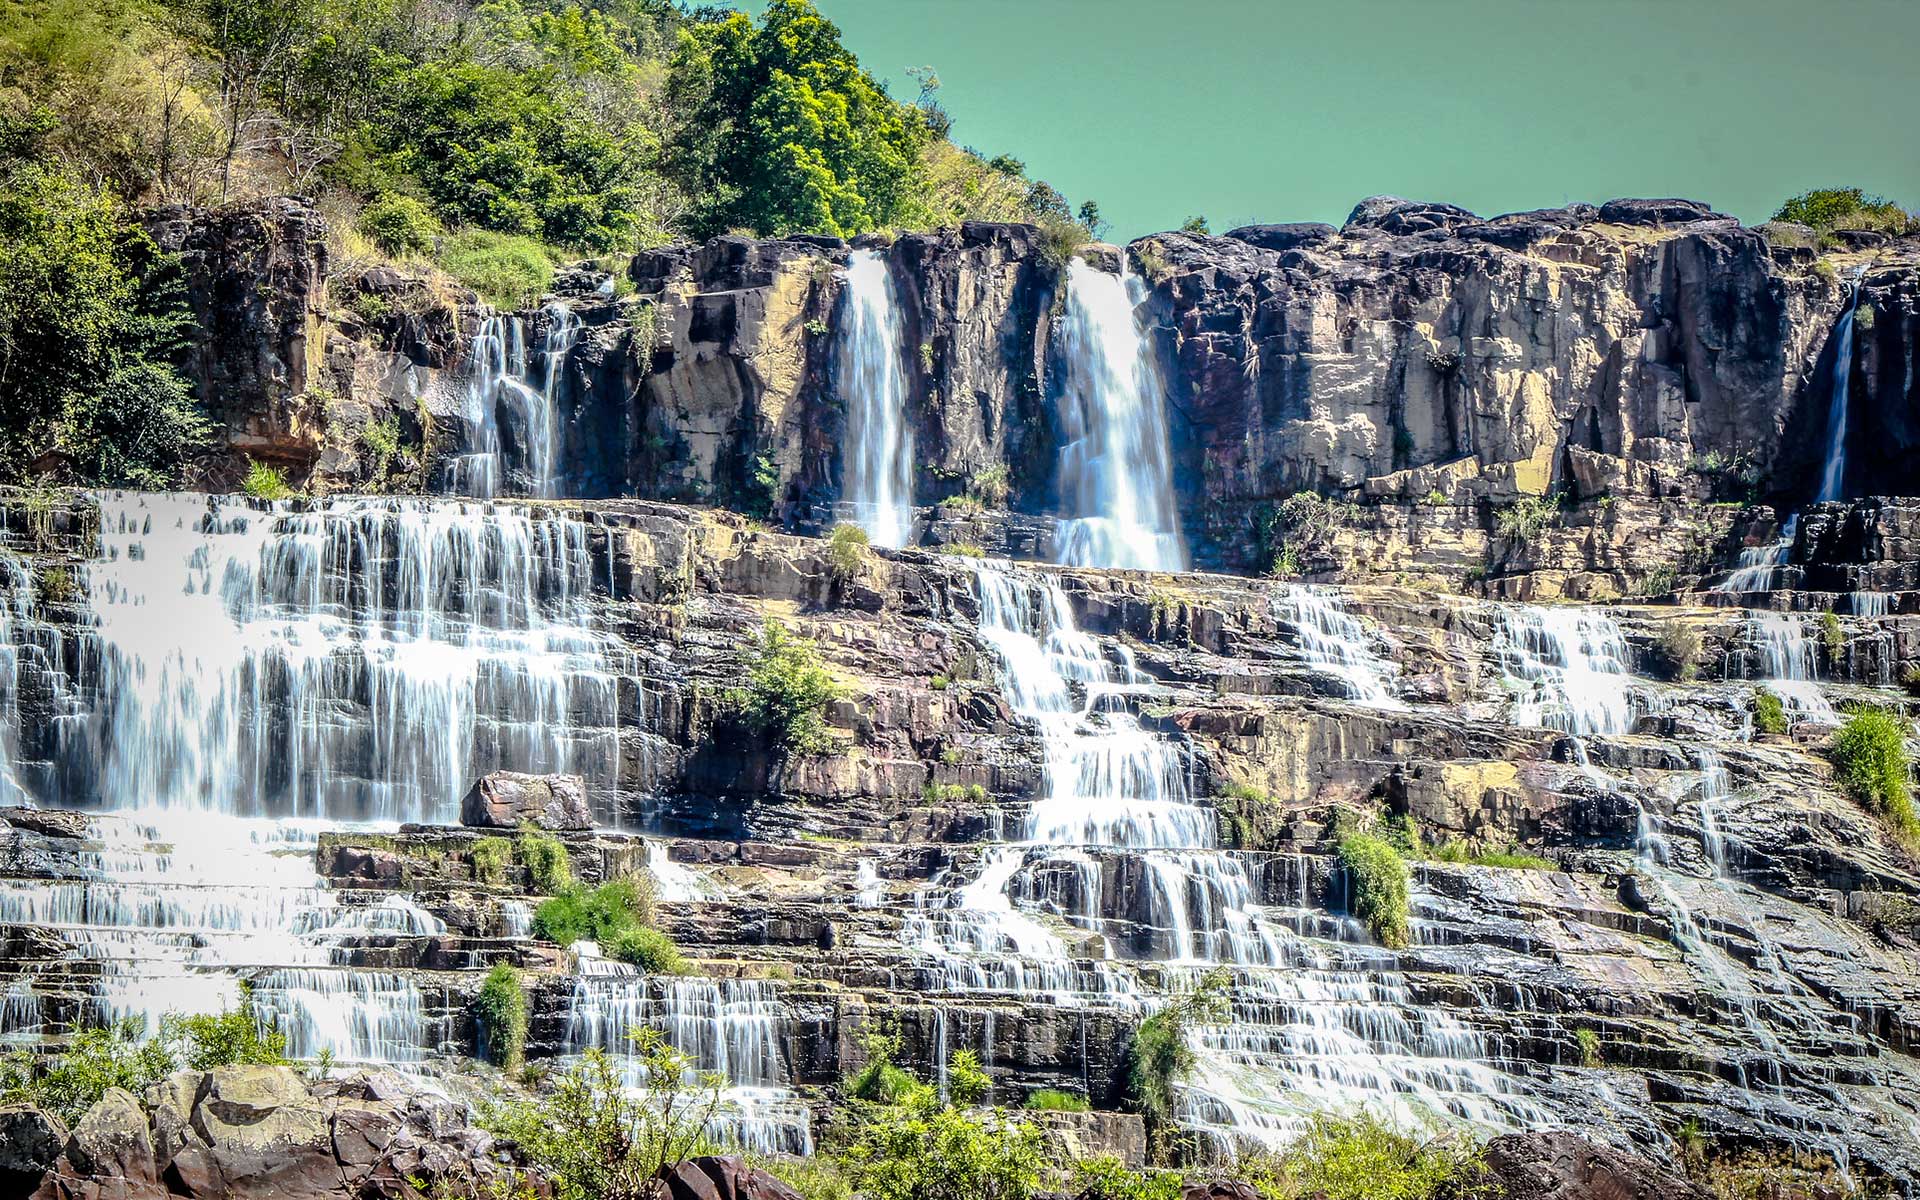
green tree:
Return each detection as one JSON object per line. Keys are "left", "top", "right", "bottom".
{"left": 666, "top": 0, "right": 930, "bottom": 239}
{"left": 728, "top": 618, "right": 846, "bottom": 755}
{"left": 842, "top": 1084, "right": 1045, "bottom": 1200}
{"left": 0, "top": 164, "right": 209, "bottom": 482}
{"left": 1773, "top": 187, "right": 1914, "bottom": 234}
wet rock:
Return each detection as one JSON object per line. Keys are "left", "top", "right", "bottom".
{"left": 1483, "top": 1131, "right": 1713, "bottom": 1200}
{"left": 461, "top": 771, "right": 593, "bottom": 830}
{"left": 0, "top": 807, "right": 86, "bottom": 838}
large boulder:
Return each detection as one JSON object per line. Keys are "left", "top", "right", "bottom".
{"left": 657, "top": 1155, "right": 804, "bottom": 1200}
{"left": 460, "top": 771, "right": 593, "bottom": 830}
{"left": 0, "top": 1105, "right": 66, "bottom": 1189}
{"left": 1483, "top": 1131, "right": 1714, "bottom": 1200}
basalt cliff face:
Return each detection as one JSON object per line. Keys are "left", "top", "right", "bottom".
{"left": 1, "top": 196, "right": 1916, "bottom": 1198}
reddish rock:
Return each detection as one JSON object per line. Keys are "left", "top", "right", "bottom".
{"left": 461, "top": 771, "right": 593, "bottom": 830}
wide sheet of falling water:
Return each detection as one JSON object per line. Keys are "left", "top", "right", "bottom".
{"left": 563, "top": 964, "right": 813, "bottom": 1155}
{"left": 0, "top": 491, "right": 627, "bottom": 1063}
{"left": 1052, "top": 259, "right": 1187, "bottom": 573}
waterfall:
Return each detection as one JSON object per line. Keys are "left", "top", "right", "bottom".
{"left": 450, "top": 308, "right": 578, "bottom": 499}
{"left": 564, "top": 974, "right": 811, "bottom": 1154}
{"left": 1741, "top": 612, "right": 1833, "bottom": 720}
{"left": 1815, "top": 280, "right": 1864, "bottom": 505}
{"left": 1053, "top": 260, "right": 1187, "bottom": 572}
{"left": 836, "top": 250, "right": 915, "bottom": 548}
{"left": 1714, "top": 514, "right": 1798, "bottom": 596}
{"left": 77, "top": 492, "right": 621, "bottom": 825}
{"left": 1488, "top": 605, "right": 1633, "bottom": 736}
{"left": 0, "top": 491, "right": 630, "bottom": 1064}
{"left": 1274, "top": 585, "right": 1403, "bottom": 708}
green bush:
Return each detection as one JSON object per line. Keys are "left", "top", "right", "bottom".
{"left": 533, "top": 878, "right": 648, "bottom": 947}
{"left": 169, "top": 994, "right": 289, "bottom": 1071}
{"left": 1754, "top": 690, "right": 1789, "bottom": 736}
{"left": 356, "top": 195, "right": 442, "bottom": 258}
{"left": 1822, "top": 610, "right": 1844, "bottom": 656}
{"left": 243, "top": 460, "right": 293, "bottom": 500}
{"left": 1773, "top": 188, "right": 1916, "bottom": 236}
{"left": 1023, "top": 1087, "right": 1090, "bottom": 1112}
{"left": 1237, "top": 1111, "right": 1487, "bottom": 1200}
{"left": 475, "top": 963, "right": 528, "bottom": 1071}
{"left": 1340, "top": 833, "right": 1411, "bottom": 949}
{"left": 1575, "top": 1027, "right": 1601, "bottom": 1068}
{"left": 1429, "top": 841, "right": 1553, "bottom": 871}
{"left": 968, "top": 465, "right": 1010, "bottom": 507}
{"left": 1830, "top": 708, "right": 1918, "bottom": 837}
{"left": 517, "top": 830, "right": 573, "bottom": 894}
{"left": 472, "top": 836, "right": 512, "bottom": 884}
{"left": 828, "top": 521, "right": 869, "bottom": 581}
{"left": 842, "top": 1088, "right": 1045, "bottom": 1200}
{"left": 1126, "top": 968, "right": 1230, "bottom": 1135}
{"left": 946, "top": 1048, "right": 990, "bottom": 1107}
{"left": 848, "top": 1029, "right": 918, "bottom": 1104}
{"left": 1655, "top": 620, "right": 1701, "bottom": 683}
{"left": 605, "top": 926, "right": 689, "bottom": 975}
{"left": 482, "top": 1033, "right": 724, "bottom": 1200}
{"left": 436, "top": 229, "right": 555, "bottom": 311}
{"left": 1494, "top": 494, "right": 1559, "bottom": 544}
{"left": 728, "top": 619, "right": 846, "bottom": 756}
{"left": 1071, "top": 1157, "right": 1184, "bottom": 1200}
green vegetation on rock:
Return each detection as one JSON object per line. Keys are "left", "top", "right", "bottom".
{"left": 474, "top": 963, "right": 528, "bottom": 1071}
{"left": 1339, "top": 833, "right": 1411, "bottom": 948}
{"left": 1829, "top": 708, "right": 1918, "bottom": 839}
{"left": 727, "top": 618, "right": 846, "bottom": 756}
{"left": 1772, "top": 188, "right": 1916, "bottom": 237}
{"left": 517, "top": 829, "right": 572, "bottom": 893}
{"left": 1126, "top": 967, "right": 1230, "bottom": 1144}
{"left": 1753, "top": 689, "right": 1789, "bottom": 736}
{"left": 829, "top": 521, "right": 870, "bottom": 581}
{"left": 1023, "top": 1087, "right": 1090, "bottom": 1112}
{"left": 1235, "top": 1111, "right": 1488, "bottom": 1200}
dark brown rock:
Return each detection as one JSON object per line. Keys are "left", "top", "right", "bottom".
{"left": 657, "top": 1156, "right": 803, "bottom": 1200}
{"left": 461, "top": 771, "right": 593, "bottom": 830}
{"left": 1483, "top": 1131, "right": 1713, "bottom": 1200}
{"left": 0, "top": 1105, "right": 67, "bottom": 1189}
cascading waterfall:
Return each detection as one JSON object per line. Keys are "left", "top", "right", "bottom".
{"left": 0, "top": 491, "right": 627, "bottom": 1061}
{"left": 1714, "top": 514, "right": 1798, "bottom": 596}
{"left": 564, "top": 972, "right": 811, "bottom": 1154}
{"left": 1053, "top": 259, "right": 1187, "bottom": 572}
{"left": 1741, "top": 612, "right": 1834, "bottom": 720}
{"left": 1488, "top": 605, "right": 1634, "bottom": 736}
{"left": 450, "top": 308, "right": 579, "bottom": 498}
{"left": 1816, "top": 279, "right": 1864, "bottom": 505}
{"left": 1274, "top": 585, "right": 1403, "bottom": 708}
{"left": 934, "top": 559, "right": 1549, "bottom": 1150}
{"left": 835, "top": 250, "right": 915, "bottom": 548}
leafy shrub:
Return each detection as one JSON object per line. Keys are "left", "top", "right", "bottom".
{"left": 1772, "top": 188, "right": 1916, "bottom": 235}
{"left": 1655, "top": 620, "right": 1701, "bottom": 682}
{"left": 728, "top": 620, "right": 846, "bottom": 756}
{"left": 1575, "top": 1027, "right": 1601, "bottom": 1068}
{"left": 605, "top": 926, "right": 689, "bottom": 975}
{"left": 243, "top": 460, "right": 293, "bottom": 500}
{"left": 360, "top": 416, "right": 402, "bottom": 484}
{"left": 437, "top": 230, "right": 554, "bottom": 311}
{"left": 828, "top": 522, "right": 869, "bottom": 581}
{"left": 1023, "top": 1087, "right": 1090, "bottom": 1112}
{"left": 356, "top": 195, "right": 441, "bottom": 258}
{"left": 946, "top": 1048, "right": 991, "bottom": 1106}
{"left": 1126, "top": 968, "right": 1230, "bottom": 1135}
{"left": 1180, "top": 216, "right": 1211, "bottom": 235}
{"left": 483, "top": 1033, "right": 724, "bottom": 1200}
{"left": 1494, "top": 493, "right": 1559, "bottom": 544}
{"left": 1753, "top": 690, "right": 1789, "bottom": 736}
{"left": 842, "top": 1087, "right": 1045, "bottom": 1200}
{"left": 169, "top": 995, "right": 289, "bottom": 1071}
{"left": 475, "top": 964, "right": 528, "bottom": 1071}
{"left": 472, "top": 836, "right": 512, "bottom": 884}
{"left": 1822, "top": 609, "right": 1844, "bottom": 656}
{"left": 533, "top": 878, "right": 649, "bottom": 947}
{"left": 1236, "top": 1111, "right": 1487, "bottom": 1200}
{"left": 1830, "top": 708, "right": 1918, "bottom": 837}
{"left": 1071, "top": 1157, "right": 1184, "bottom": 1200}
{"left": 968, "top": 464, "right": 1011, "bottom": 507}
{"left": 517, "top": 830, "right": 573, "bottom": 894}
{"left": 1339, "top": 833, "right": 1411, "bottom": 949}
{"left": 848, "top": 1028, "right": 918, "bottom": 1104}
{"left": 938, "top": 542, "right": 986, "bottom": 558}
{"left": 755, "top": 1156, "right": 853, "bottom": 1200}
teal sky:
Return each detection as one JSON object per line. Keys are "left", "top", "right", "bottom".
{"left": 779, "top": 0, "right": 1920, "bottom": 242}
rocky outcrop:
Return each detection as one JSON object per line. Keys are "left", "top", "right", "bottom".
{"left": 1482, "top": 1132, "right": 1714, "bottom": 1200}
{"left": 657, "top": 1155, "right": 803, "bottom": 1200}
{"left": 26, "top": 1067, "right": 518, "bottom": 1200}
{"left": 461, "top": 771, "right": 593, "bottom": 830}
{"left": 145, "top": 199, "right": 331, "bottom": 483}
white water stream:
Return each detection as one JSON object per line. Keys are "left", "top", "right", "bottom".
{"left": 836, "top": 250, "right": 916, "bottom": 548}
